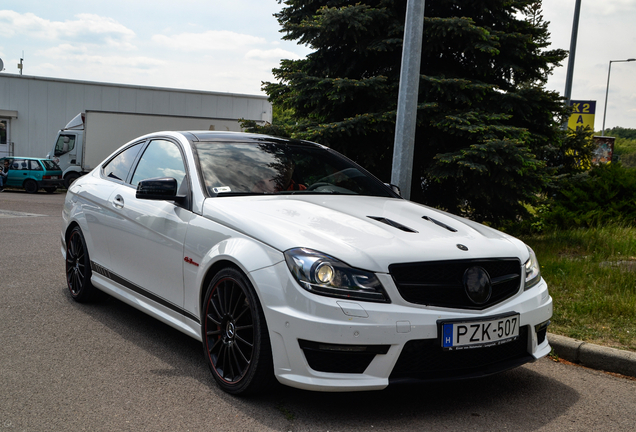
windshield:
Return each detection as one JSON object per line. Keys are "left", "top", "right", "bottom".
{"left": 194, "top": 142, "right": 394, "bottom": 198}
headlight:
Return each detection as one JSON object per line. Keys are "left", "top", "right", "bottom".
{"left": 284, "top": 248, "right": 390, "bottom": 303}
{"left": 524, "top": 245, "right": 541, "bottom": 290}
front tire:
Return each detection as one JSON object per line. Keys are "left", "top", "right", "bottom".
{"left": 65, "top": 226, "right": 97, "bottom": 302}
{"left": 202, "top": 267, "right": 274, "bottom": 395}
{"left": 64, "top": 172, "right": 80, "bottom": 188}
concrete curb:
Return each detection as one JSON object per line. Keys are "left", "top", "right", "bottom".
{"left": 548, "top": 333, "right": 636, "bottom": 378}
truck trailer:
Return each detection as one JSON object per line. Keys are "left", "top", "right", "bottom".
{"left": 47, "top": 110, "right": 243, "bottom": 187}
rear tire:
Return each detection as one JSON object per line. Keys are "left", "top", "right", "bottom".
{"left": 24, "top": 179, "right": 38, "bottom": 194}
{"left": 202, "top": 267, "right": 274, "bottom": 396}
{"left": 65, "top": 226, "right": 97, "bottom": 302}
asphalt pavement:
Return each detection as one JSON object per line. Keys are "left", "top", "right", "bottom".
{"left": 2, "top": 188, "right": 636, "bottom": 431}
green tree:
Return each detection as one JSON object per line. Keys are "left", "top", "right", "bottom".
{"left": 250, "top": 0, "right": 582, "bottom": 224}
{"left": 603, "top": 126, "right": 636, "bottom": 140}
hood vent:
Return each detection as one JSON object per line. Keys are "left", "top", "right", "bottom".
{"left": 367, "top": 216, "right": 418, "bottom": 233}
{"left": 422, "top": 216, "right": 457, "bottom": 233}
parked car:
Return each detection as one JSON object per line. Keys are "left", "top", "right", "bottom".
{"left": 0, "top": 157, "right": 64, "bottom": 193}
{"left": 61, "top": 131, "right": 552, "bottom": 395}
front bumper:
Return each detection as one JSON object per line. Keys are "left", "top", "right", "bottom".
{"left": 250, "top": 261, "right": 553, "bottom": 392}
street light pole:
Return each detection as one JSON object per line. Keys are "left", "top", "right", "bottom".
{"left": 601, "top": 58, "right": 635, "bottom": 136}
{"left": 563, "top": 0, "right": 581, "bottom": 107}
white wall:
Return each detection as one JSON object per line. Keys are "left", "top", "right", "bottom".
{"left": 0, "top": 74, "right": 272, "bottom": 158}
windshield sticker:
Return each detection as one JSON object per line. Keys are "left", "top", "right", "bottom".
{"left": 212, "top": 186, "right": 232, "bottom": 193}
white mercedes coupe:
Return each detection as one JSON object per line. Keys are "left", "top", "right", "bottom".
{"left": 62, "top": 131, "right": 552, "bottom": 395}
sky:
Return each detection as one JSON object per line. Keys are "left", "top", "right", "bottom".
{"left": 1, "top": 0, "right": 635, "bottom": 130}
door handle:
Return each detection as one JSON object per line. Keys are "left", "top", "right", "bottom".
{"left": 112, "top": 194, "right": 124, "bottom": 209}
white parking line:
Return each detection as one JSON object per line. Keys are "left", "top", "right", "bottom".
{"left": 0, "top": 209, "right": 47, "bottom": 218}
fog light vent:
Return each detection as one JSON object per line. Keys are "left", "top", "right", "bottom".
{"left": 535, "top": 320, "right": 550, "bottom": 345}
{"left": 298, "top": 340, "right": 389, "bottom": 374}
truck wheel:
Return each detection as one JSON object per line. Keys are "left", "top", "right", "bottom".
{"left": 24, "top": 179, "right": 39, "bottom": 194}
{"left": 65, "top": 173, "right": 80, "bottom": 188}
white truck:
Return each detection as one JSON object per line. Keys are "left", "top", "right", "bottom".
{"left": 47, "top": 110, "right": 243, "bottom": 187}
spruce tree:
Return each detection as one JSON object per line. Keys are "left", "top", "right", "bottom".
{"left": 249, "top": 0, "right": 579, "bottom": 224}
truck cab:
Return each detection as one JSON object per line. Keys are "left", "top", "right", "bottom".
{"left": 47, "top": 113, "right": 84, "bottom": 187}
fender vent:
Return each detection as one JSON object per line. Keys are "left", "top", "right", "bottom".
{"left": 367, "top": 216, "right": 418, "bottom": 233}
{"left": 422, "top": 216, "right": 457, "bottom": 232}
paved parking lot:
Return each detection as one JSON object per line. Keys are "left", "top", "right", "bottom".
{"left": 1, "top": 189, "right": 636, "bottom": 431}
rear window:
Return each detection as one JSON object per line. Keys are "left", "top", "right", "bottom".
{"left": 41, "top": 160, "right": 61, "bottom": 170}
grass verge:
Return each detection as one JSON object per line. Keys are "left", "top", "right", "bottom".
{"left": 521, "top": 225, "right": 636, "bottom": 352}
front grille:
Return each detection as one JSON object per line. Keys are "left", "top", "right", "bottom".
{"left": 390, "top": 326, "right": 531, "bottom": 382}
{"left": 389, "top": 258, "right": 522, "bottom": 309}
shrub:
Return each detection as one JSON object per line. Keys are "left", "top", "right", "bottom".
{"left": 541, "top": 163, "right": 636, "bottom": 228}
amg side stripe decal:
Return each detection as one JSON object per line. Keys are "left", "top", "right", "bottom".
{"left": 90, "top": 261, "right": 200, "bottom": 324}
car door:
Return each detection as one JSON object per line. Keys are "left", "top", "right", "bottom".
{"left": 28, "top": 159, "right": 44, "bottom": 181}
{"left": 80, "top": 142, "right": 146, "bottom": 271}
{"left": 53, "top": 133, "right": 79, "bottom": 172}
{"left": 105, "top": 138, "right": 191, "bottom": 310}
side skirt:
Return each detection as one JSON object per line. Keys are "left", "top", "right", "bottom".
{"left": 90, "top": 261, "right": 202, "bottom": 341}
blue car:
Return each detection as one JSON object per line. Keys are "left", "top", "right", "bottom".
{"left": 0, "top": 157, "right": 64, "bottom": 193}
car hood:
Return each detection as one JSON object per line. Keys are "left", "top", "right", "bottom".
{"left": 202, "top": 195, "right": 529, "bottom": 272}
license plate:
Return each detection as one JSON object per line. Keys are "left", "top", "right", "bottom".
{"left": 51, "top": 176, "right": 59, "bottom": 179}
{"left": 440, "top": 314, "right": 519, "bottom": 350}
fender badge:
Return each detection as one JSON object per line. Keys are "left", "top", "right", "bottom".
{"left": 184, "top": 257, "right": 200, "bottom": 267}
{"left": 456, "top": 244, "right": 469, "bottom": 251}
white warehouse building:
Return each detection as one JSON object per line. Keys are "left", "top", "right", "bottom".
{"left": 0, "top": 74, "right": 272, "bottom": 159}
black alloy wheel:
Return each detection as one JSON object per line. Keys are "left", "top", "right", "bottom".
{"left": 24, "top": 179, "right": 38, "bottom": 194}
{"left": 66, "top": 226, "right": 97, "bottom": 302}
{"left": 202, "top": 267, "right": 273, "bottom": 395}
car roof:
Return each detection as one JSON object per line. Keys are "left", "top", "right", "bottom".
{"left": 184, "top": 131, "right": 323, "bottom": 148}
{"left": 1, "top": 156, "right": 52, "bottom": 161}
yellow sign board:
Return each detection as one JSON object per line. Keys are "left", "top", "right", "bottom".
{"left": 568, "top": 100, "right": 596, "bottom": 132}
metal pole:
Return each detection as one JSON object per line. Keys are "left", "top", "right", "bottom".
{"left": 601, "top": 58, "right": 635, "bottom": 136}
{"left": 601, "top": 61, "right": 613, "bottom": 136}
{"left": 563, "top": 0, "right": 582, "bottom": 106}
{"left": 391, "top": 0, "right": 425, "bottom": 200}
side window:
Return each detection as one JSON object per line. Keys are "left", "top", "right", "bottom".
{"left": 54, "top": 135, "right": 76, "bottom": 156}
{"left": 131, "top": 140, "right": 186, "bottom": 190}
{"left": 29, "top": 160, "right": 43, "bottom": 171}
{"left": 13, "top": 159, "right": 27, "bottom": 170}
{"left": 102, "top": 143, "right": 144, "bottom": 182}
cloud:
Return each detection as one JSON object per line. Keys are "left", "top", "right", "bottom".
{"left": 245, "top": 48, "right": 303, "bottom": 61}
{"left": 586, "top": 0, "right": 635, "bottom": 15}
{"left": 36, "top": 44, "right": 164, "bottom": 69}
{"left": 0, "top": 4, "right": 312, "bottom": 95}
{"left": 0, "top": 10, "right": 135, "bottom": 48}
{"left": 152, "top": 30, "right": 265, "bottom": 52}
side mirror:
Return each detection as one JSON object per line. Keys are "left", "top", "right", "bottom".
{"left": 136, "top": 177, "right": 186, "bottom": 203}
{"left": 384, "top": 183, "right": 402, "bottom": 197}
